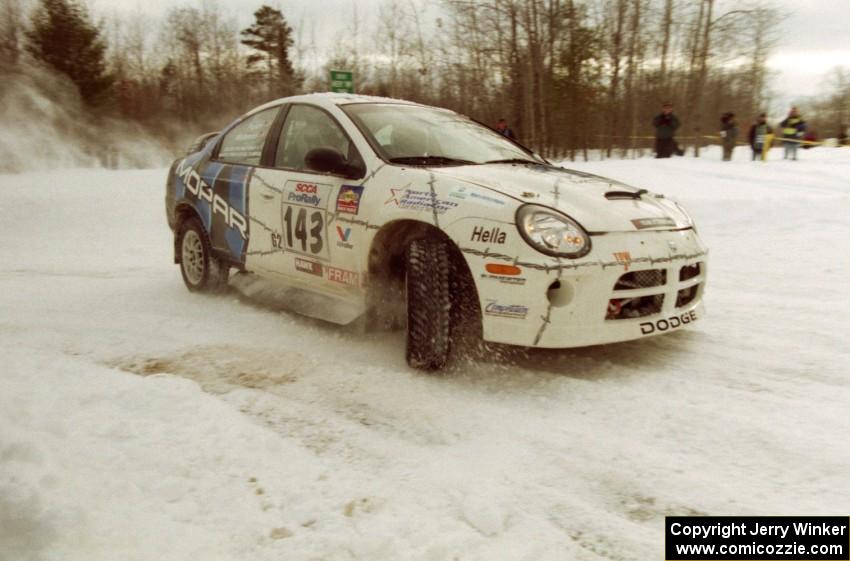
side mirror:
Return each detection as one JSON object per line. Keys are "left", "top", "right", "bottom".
{"left": 304, "top": 147, "right": 365, "bottom": 179}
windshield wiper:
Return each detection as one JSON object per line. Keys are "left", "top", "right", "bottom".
{"left": 483, "top": 158, "right": 541, "bottom": 165}
{"left": 388, "top": 156, "right": 475, "bottom": 166}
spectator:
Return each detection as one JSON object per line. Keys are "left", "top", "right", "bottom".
{"left": 720, "top": 112, "right": 739, "bottom": 161}
{"left": 779, "top": 106, "right": 806, "bottom": 160}
{"left": 748, "top": 113, "right": 773, "bottom": 161}
{"left": 495, "top": 118, "right": 516, "bottom": 140}
{"left": 652, "top": 102, "right": 681, "bottom": 158}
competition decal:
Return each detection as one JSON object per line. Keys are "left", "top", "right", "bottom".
{"left": 384, "top": 184, "right": 459, "bottom": 215}
{"left": 484, "top": 300, "right": 529, "bottom": 320}
{"left": 175, "top": 158, "right": 250, "bottom": 264}
{"left": 281, "top": 180, "right": 333, "bottom": 260}
{"left": 336, "top": 185, "right": 364, "bottom": 215}
{"left": 632, "top": 217, "right": 676, "bottom": 229}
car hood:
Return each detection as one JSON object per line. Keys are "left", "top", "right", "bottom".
{"left": 430, "top": 163, "right": 692, "bottom": 233}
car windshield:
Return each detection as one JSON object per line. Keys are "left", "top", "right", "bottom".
{"left": 342, "top": 103, "right": 542, "bottom": 166}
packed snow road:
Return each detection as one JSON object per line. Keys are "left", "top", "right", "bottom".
{"left": 2, "top": 147, "right": 849, "bottom": 561}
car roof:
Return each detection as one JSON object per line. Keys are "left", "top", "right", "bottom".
{"left": 249, "top": 92, "right": 424, "bottom": 115}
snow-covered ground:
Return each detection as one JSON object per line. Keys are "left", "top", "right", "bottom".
{"left": 2, "top": 146, "right": 849, "bottom": 561}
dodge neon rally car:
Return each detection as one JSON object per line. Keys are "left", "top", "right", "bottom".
{"left": 166, "top": 93, "right": 707, "bottom": 370}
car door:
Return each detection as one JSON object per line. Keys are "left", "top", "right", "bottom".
{"left": 200, "top": 105, "right": 282, "bottom": 268}
{"left": 250, "top": 103, "right": 367, "bottom": 298}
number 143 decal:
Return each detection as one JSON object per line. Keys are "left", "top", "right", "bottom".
{"left": 282, "top": 204, "right": 324, "bottom": 256}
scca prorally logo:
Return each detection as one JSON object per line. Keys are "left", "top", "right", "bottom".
{"left": 336, "top": 226, "right": 353, "bottom": 249}
{"left": 296, "top": 182, "right": 317, "bottom": 193}
{"left": 176, "top": 159, "right": 247, "bottom": 240}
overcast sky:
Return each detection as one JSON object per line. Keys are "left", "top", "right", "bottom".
{"left": 90, "top": 0, "right": 849, "bottom": 111}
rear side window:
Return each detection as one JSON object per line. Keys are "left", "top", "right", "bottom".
{"left": 217, "top": 107, "right": 279, "bottom": 165}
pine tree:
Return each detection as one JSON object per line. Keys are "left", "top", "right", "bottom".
{"left": 25, "top": 0, "right": 112, "bottom": 105}
{"left": 240, "top": 5, "right": 300, "bottom": 97}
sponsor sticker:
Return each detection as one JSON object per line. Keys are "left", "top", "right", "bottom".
{"left": 613, "top": 251, "right": 631, "bottom": 271}
{"left": 336, "top": 185, "right": 364, "bottom": 215}
{"left": 295, "top": 257, "right": 323, "bottom": 277}
{"left": 481, "top": 263, "right": 526, "bottom": 285}
{"left": 639, "top": 310, "right": 697, "bottom": 335}
{"left": 336, "top": 225, "right": 353, "bottom": 249}
{"left": 631, "top": 217, "right": 676, "bottom": 229}
{"left": 384, "top": 187, "right": 459, "bottom": 214}
{"left": 449, "top": 186, "right": 505, "bottom": 206}
{"left": 470, "top": 225, "right": 507, "bottom": 244}
{"left": 484, "top": 300, "right": 529, "bottom": 319}
{"left": 326, "top": 266, "right": 358, "bottom": 286}
{"left": 284, "top": 180, "right": 331, "bottom": 208}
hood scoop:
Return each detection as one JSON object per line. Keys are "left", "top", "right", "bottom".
{"left": 605, "top": 189, "right": 647, "bottom": 200}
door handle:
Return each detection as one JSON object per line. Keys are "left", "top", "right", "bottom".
{"left": 261, "top": 193, "right": 274, "bottom": 200}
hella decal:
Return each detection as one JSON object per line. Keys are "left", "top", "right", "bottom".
{"left": 470, "top": 225, "right": 506, "bottom": 244}
{"left": 176, "top": 159, "right": 247, "bottom": 240}
{"left": 640, "top": 310, "right": 698, "bottom": 335}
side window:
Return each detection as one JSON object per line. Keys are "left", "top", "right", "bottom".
{"left": 217, "top": 107, "right": 279, "bottom": 165}
{"left": 275, "top": 105, "right": 356, "bottom": 171}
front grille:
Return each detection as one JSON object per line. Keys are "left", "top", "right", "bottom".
{"left": 676, "top": 285, "right": 700, "bottom": 308}
{"left": 679, "top": 263, "right": 701, "bottom": 281}
{"left": 606, "top": 294, "right": 664, "bottom": 320}
{"left": 614, "top": 269, "right": 666, "bottom": 290}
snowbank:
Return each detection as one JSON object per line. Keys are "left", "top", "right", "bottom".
{"left": 1, "top": 147, "right": 849, "bottom": 560}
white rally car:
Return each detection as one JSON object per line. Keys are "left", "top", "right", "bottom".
{"left": 166, "top": 93, "right": 707, "bottom": 370}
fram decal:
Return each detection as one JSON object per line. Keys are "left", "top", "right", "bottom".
{"left": 484, "top": 301, "right": 529, "bottom": 319}
{"left": 640, "top": 310, "right": 697, "bottom": 334}
{"left": 336, "top": 185, "right": 364, "bottom": 215}
{"left": 295, "top": 257, "right": 323, "bottom": 277}
{"left": 336, "top": 226, "right": 353, "bottom": 249}
{"left": 176, "top": 159, "right": 247, "bottom": 239}
{"left": 613, "top": 251, "right": 632, "bottom": 271}
{"left": 470, "top": 225, "right": 506, "bottom": 244}
{"left": 326, "top": 266, "right": 358, "bottom": 286}
{"left": 631, "top": 217, "right": 676, "bottom": 230}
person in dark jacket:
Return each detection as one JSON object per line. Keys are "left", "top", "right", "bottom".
{"left": 720, "top": 112, "right": 739, "bottom": 161}
{"left": 748, "top": 113, "right": 773, "bottom": 161}
{"left": 653, "top": 102, "right": 681, "bottom": 158}
{"left": 495, "top": 118, "right": 516, "bottom": 140}
{"left": 779, "top": 106, "right": 806, "bottom": 160}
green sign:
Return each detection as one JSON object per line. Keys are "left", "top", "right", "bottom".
{"left": 330, "top": 70, "right": 354, "bottom": 93}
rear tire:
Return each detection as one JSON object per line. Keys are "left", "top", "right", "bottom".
{"left": 178, "top": 217, "right": 229, "bottom": 293}
{"left": 405, "top": 237, "right": 451, "bottom": 370}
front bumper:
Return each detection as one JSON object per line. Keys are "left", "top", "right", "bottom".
{"left": 470, "top": 228, "right": 708, "bottom": 348}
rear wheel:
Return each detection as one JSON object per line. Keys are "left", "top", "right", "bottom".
{"left": 405, "top": 237, "right": 451, "bottom": 370}
{"left": 178, "top": 217, "right": 229, "bottom": 293}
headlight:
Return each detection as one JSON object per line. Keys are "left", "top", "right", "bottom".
{"left": 516, "top": 204, "right": 591, "bottom": 258}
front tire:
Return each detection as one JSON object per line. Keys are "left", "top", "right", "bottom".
{"left": 178, "top": 217, "right": 229, "bottom": 293}
{"left": 405, "top": 237, "right": 451, "bottom": 370}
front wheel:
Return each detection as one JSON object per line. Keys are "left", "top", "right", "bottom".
{"left": 178, "top": 217, "right": 229, "bottom": 293}
{"left": 405, "top": 237, "right": 451, "bottom": 370}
